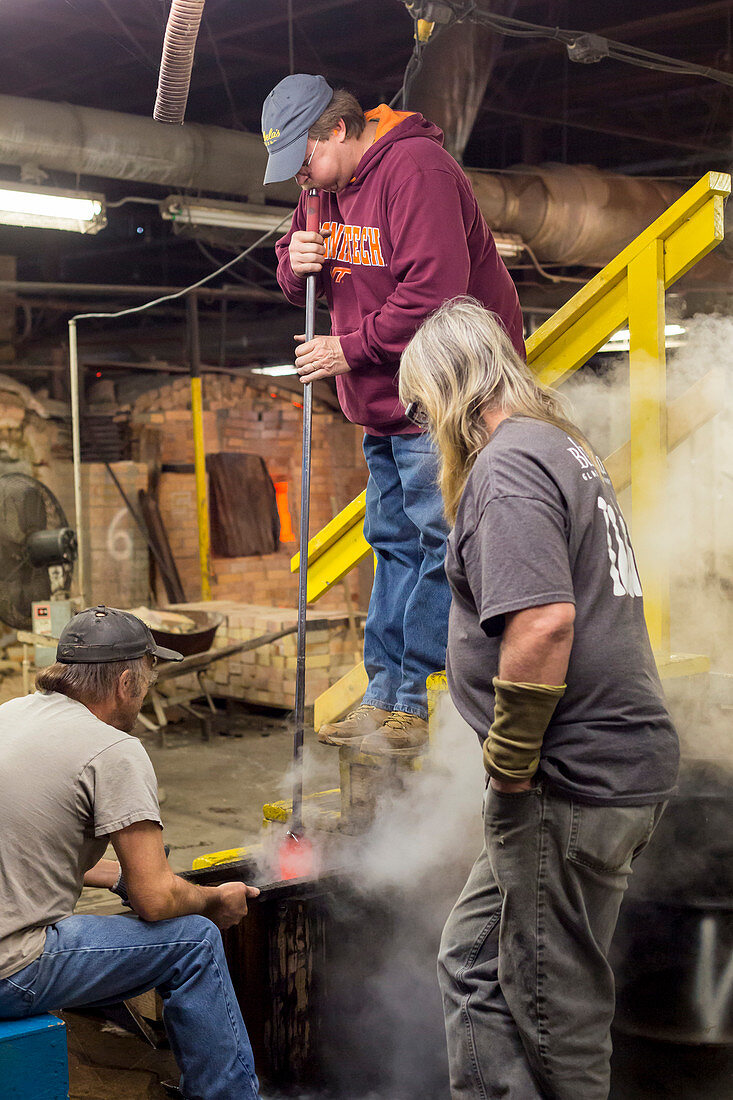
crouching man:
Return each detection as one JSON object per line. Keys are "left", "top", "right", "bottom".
{"left": 0, "top": 605, "right": 261, "bottom": 1100}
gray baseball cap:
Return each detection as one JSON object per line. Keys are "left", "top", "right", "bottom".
{"left": 261, "top": 74, "right": 333, "bottom": 185}
{"left": 57, "top": 605, "right": 183, "bottom": 664}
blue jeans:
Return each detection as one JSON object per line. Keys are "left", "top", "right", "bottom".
{"left": 362, "top": 433, "right": 450, "bottom": 720}
{"left": 0, "top": 914, "right": 259, "bottom": 1100}
{"left": 438, "top": 784, "right": 666, "bottom": 1099}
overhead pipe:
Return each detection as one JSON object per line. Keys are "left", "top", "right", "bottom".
{"left": 406, "top": 10, "right": 512, "bottom": 162}
{"left": 0, "top": 279, "right": 278, "bottom": 303}
{"left": 0, "top": 94, "right": 296, "bottom": 202}
{"left": 467, "top": 163, "right": 684, "bottom": 267}
{"left": 402, "top": 8, "right": 689, "bottom": 267}
{"left": 0, "top": 95, "right": 717, "bottom": 268}
{"left": 153, "top": 0, "right": 207, "bottom": 125}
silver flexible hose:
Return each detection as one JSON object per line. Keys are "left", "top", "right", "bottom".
{"left": 153, "top": 0, "right": 207, "bottom": 125}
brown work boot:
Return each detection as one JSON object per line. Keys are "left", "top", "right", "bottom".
{"left": 359, "top": 711, "right": 429, "bottom": 757}
{"left": 318, "top": 704, "right": 391, "bottom": 746}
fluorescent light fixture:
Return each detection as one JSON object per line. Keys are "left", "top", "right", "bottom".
{"left": 251, "top": 364, "right": 298, "bottom": 377}
{"left": 0, "top": 182, "right": 106, "bottom": 233}
{"left": 160, "top": 196, "right": 294, "bottom": 233}
{"left": 599, "top": 323, "right": 686, "bottom": 353}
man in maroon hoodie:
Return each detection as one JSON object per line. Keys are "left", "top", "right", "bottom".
{"left": 262, "top": 74, "right": 524, "bottom": 755}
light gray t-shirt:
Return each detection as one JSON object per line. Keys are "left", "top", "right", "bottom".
{"left": 0, "top": 691, "right": 161, "bottom": 978}
{"left": 445, "top": 417, "right": 679, "bottom": 806}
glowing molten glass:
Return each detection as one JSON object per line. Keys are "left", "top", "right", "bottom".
{"left": 278, "top": 832, "right": 314, "bottom": 881}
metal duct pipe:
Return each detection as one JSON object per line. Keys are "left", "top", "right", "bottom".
{"left": 467, "top": 163, "right": 684, "bottom": 267}
{"left": 0, "top": 94, "right": 297, "bottom": 203}
{"left": 0, "top": 95, "right": 708, "bottom": 268}
{"left": 407, "top": 4, "right": 517, "bottom": 162}
{"left": 154, "top": 0, "right": 207, "bottom": 125}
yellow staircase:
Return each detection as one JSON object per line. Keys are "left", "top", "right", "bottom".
{"left": 292, "top": 171, "right": 730, "bottom": 724}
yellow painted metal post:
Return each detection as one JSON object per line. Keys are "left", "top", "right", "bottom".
{"left": 187, "top": 293, "right": 212, "bottom": 600}
{"left": 627, "top": 239, "right": 669, "bottom": 655}
{"left": 287, "top": 173, "right": 729, "bottom": 707}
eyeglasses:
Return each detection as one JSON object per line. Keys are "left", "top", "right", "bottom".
{"left": 300, "top": 138, "right": 319, "bottom": 173}
{"left": 404, "top": 401, "right": 428, "bottom": 427}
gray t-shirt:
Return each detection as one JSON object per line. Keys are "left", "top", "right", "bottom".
{"left": 0, "top": 691, "right": 161, "bottom": 978}
{"left": 445, "top": 416, "right": 679, "bottom": 806}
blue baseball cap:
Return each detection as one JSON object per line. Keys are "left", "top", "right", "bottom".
{"left": 261, "top": 74, "right": 333, "bottom": 185}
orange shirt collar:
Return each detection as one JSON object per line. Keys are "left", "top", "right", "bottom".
{"left": 364, "top": 104, "right": 415, "bottom": 143}
{"left": 349, "top": 106, "right": 415, "bottom": 183}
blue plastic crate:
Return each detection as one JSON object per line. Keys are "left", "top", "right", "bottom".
{"left": 0, "top": 1013, "right": 69, "bottom": 1099}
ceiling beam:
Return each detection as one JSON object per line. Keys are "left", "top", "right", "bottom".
{"left": 511, "top": 63, "right": 728, "bottom": 120}
{"left": 473, "top": 102, "right": 727, "bottom": 155}
{"left": 492, "top": 1, "right": 733, "bottom": 69}
{"left": 210, "top": 0, "right": 366, "bottom": 44}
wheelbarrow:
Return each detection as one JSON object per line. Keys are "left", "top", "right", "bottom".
{"left": 138, "top": 613, "right": 299, "bottom": 745}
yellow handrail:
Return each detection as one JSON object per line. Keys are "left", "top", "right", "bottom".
{"left": 293, "top": 172, "right": 730, "bottom": 670}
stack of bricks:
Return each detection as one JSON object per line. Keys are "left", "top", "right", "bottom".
{"left": 132, "top": 374, "right": 367, "bottom": 611}
{"left": 0, "top": 377, "right": 64, "bottom": 474}
{"left": 172, "top": 601, "right": 364, "bottom": 708}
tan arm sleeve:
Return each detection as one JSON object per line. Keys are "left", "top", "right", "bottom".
{"left": 483, "top": 677, "right": 566, "bottom": 782}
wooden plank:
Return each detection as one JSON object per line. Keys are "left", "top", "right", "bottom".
{"left": 208, "top": 453, "right": 279, "bottom": 557}
{"left": 139, "top": 489, "right": 186, "bottom": 603}
{"left": 313, "top": 661, "right": 368, "bottom": 731}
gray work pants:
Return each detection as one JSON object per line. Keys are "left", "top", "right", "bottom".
{"left": 437, "top": 782, "right": 665, "bottom": 1100}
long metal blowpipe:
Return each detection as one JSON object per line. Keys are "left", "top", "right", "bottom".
{"left": 280, "top": 187, "right": 320, "bottom": 880}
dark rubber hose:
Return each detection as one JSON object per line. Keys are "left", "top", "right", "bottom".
{"left": 153, "top": 0, "right": 206, "bottom": 125}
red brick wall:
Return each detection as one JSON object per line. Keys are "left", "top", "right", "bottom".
{"left": 133, "top": 375, "right": 368, "bottom": 609}
{"left": 0, "top": 374, "right": 368, "bottom": 618}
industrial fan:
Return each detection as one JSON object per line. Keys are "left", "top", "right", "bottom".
{"left": 0, "top": 473, "right": 77, "bottom": 631}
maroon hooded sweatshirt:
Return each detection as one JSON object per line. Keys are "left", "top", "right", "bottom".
{"left": 275, "top": 106, "right": 525, "bottom": 436}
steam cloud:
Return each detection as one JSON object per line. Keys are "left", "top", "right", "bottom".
{"left": 563, "top": 314, "right": 733, "bottom": 761}
{"left": 260, "top": 315, "right": 733, "bottom": 1096}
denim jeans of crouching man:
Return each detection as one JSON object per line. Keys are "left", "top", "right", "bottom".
{"left": 0, "top": 913, "right": 260, "bottom": 1100}
{"left": 438, "top": 782, "right": 666, "bottom": 1099}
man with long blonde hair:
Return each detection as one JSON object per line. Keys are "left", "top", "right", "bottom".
{"left": 400, "top": 298, "right": 678, "bottom": 1099}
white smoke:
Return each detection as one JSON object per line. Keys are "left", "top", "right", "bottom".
{"left": 349, "top": 694, "right": 484, "bottom": 889}
{"left": 257, "top": 695, "right": 485, "bottom": 1099}
{"left": 563, "top": 313, "right": 733, "bottom": 760}
{"left": 258, "top": 314, "right": 733, "bottom": 1097}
